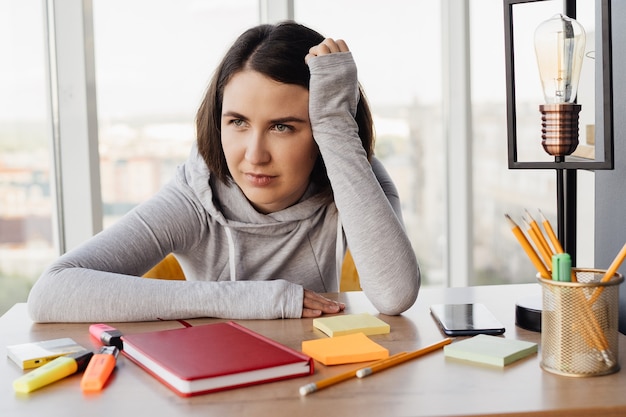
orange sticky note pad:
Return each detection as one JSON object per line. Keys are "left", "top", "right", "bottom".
{"left": 301, "top": 333, "right": 389, "bottom": 365}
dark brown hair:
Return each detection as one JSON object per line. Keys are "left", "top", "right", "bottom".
{"left": 195, "top": 21, "right": 374, "bottom": 190}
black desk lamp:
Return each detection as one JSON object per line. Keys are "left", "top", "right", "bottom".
{"left": 503, "top": 0, "right": 614, "bottom": 331}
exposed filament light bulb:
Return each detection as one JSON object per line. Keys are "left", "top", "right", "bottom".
{"left": 534, "top": 14, "right": 586, "bottom": 157}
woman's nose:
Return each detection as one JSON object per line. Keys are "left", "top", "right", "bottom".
{"left": 244, "top": 131, "right": 271, "bottom": 164}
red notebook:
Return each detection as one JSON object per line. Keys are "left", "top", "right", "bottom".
{"left": 121, "top": 321, "right": 313, "bottom": 397}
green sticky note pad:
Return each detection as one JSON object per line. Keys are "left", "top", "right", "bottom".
{"left": 444, "top": 334, "right": 538, "bottom": 367}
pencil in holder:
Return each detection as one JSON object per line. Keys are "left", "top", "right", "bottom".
{"left": 538, "top": 268, "right": 624, "bottom": 377}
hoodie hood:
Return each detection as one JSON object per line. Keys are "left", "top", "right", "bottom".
{"left": 181, "top": 144, "right": 341, "bottom": 284}
{"left": 183, "top": 144, "right": 333, "bottom": 236}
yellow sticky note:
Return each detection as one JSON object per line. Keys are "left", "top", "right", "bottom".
{"left": 302, "top": 333, "right": 389, "bottom": 365}
{"left": 313, "top": 313, "right": 390, "bottom": 337}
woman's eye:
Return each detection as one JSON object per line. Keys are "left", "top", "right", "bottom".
{"left": 274, "top": 124, "right": 291, "bottom": 132}
{"left": 232, "top": 119, "right": 244, "bottom": 127}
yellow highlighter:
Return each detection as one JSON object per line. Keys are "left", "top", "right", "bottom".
{"left": 13, "top": 350, "right": 93, "bottom": 394}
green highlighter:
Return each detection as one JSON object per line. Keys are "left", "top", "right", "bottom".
{"left": 552, "top": 253, "right": 571, "bottom": 282}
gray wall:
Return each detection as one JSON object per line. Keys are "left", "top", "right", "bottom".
{"left": 595, "top": 1, "right": 626, "bottom": 333}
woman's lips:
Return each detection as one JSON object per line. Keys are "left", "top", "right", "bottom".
{"left": 244, "top": 172, "right": 275, "bottom": 186}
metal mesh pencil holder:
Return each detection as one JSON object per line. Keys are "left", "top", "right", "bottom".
{"left": 538, "top": 268, "right": 624, "bottom": 377}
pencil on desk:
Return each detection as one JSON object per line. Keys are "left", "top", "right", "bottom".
{"left": 356, "top": 338, "right": 452, "bottom": 378}
{"left": 505, "top": 214, "right": 551, "bottom": 279}
{"left": 298, "top": 352, "right": 408, "bottom": 396}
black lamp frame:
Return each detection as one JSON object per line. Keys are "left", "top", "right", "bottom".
{"left": 503, "top": 0, "right": 614, "bottom": 263}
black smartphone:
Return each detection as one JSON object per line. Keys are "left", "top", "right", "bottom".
{"left": 429, "top": 303, "right": 505, "bottom": 336}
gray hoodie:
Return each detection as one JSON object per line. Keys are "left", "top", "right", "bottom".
{"left": 27, "top": 52, "right": 420, "bottom": 322}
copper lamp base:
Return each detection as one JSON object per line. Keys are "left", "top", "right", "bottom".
{"left": 540, "top": 103, "right": 581, "bottom": 156}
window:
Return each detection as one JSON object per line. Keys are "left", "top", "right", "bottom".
{"left": 93, "top": 0, "right": 258, "bottom": 227}
{"left": 0, "top": 1, "right": 53, "bottom": 315}
{"left": 295, "top": 0, "right": 447, "bottom": 286}
{"left": 1, "top": 1, "right": 598, "bottom": 317}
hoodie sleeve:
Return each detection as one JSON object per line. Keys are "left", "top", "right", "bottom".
{"left": 27, "top": 174, "right": 304, "bottom": 322}
{"left": 307, "top": 52, "right": 420, "bottom": 315}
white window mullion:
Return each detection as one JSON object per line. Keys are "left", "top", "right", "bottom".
{"left": 259, "top": 0, "right": 293, "bottom": 23}
{"left": 44, "top": 0, "right": 102, "bottom": 254}
{"left": 442, "top": 0, "right": 473, "bottom": 287}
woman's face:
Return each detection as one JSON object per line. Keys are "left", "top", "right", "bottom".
{"left": 220, "top": 70, "right": 318, "bottom": 214}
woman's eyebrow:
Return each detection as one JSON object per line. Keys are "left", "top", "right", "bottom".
{"left": 221, "top": 110, "right": 247, "bottom": 120}
{"left": 269, "top": 116, "right": 308, "bottom": 125}
{"left": 222, "top": 111, "right": 308, "bottom": 125}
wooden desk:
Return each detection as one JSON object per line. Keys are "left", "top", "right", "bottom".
{"left": 2, "top": 284, "right": 626, "bottom": 417}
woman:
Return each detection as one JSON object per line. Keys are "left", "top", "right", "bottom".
{"left": 27, "top": 22, "right": 420, "bottom": 322}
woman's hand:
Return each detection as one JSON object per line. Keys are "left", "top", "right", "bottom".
{"left": 305, "top": 38, "right": 350, "bottom": 64}
{"left": 302, "top": 289, "right": 346, "bottom": 318}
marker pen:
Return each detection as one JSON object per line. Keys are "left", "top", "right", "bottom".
{"left": 552, "top": 253, "right": 572, "bottom": 282}
{"left": 13, "top": 350, "right": 93, "bottom": 394}
{"left": 81, "top": 345, "right": 119, "bottom": 392}
{"left": 89, "top": 323, "right": 123, "bottom": 350}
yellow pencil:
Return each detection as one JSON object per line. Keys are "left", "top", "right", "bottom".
{"left": 505, "top": 214, "right": 551, "bottom": 279}
{"left": 523, "top": 219, "right": 552, "bottom": 270}
{"left": 298, "top": 352, "right": 408, "bottom": 396}
{"left": 535, "top": 210, "right": 577, "bottom": 282}
{"left": 600, "top": 242, "right": 626, "bottom": 283}
{"left": 538, "top": 209, "right": 564, "bottom": 254}
{"left": 525, "top": 209, "right": 554, "bottom": 260}
{"left": 356, "top": 338, "right": 452, "bottom": 378}
{"left": 587, "top": 242, "right": 626, "bottom": 306}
